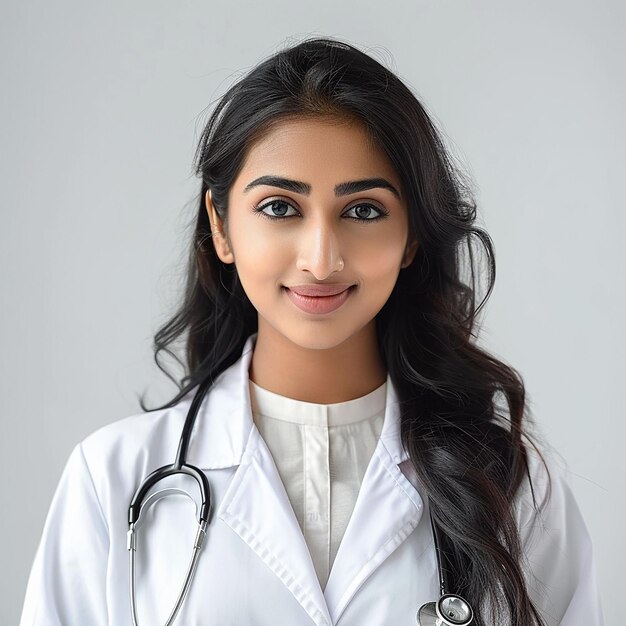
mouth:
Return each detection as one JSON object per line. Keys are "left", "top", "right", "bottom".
{"left": 283, "top": 285, "right": 355, "bottom": 315}
{"left": 286, "top": 283, "right": 355, "bottom": 297}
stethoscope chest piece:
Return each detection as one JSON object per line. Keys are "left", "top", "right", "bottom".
{"left": 417, "top": 593, "right": 474, "bottom": 626}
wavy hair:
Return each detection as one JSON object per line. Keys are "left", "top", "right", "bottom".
{"left": 140, "top": 37, "right": 549, "bottom": 625}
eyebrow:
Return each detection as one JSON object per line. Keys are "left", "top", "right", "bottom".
{"left": 243, "top": 175, "right": 401, "bottom": 200}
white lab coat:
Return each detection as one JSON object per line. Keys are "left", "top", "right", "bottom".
{"left": 20, "top": 332, "right": 604, "bottom": 625}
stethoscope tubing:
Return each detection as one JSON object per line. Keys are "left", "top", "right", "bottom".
{"left": 417, "top": 502, "right": 474, "bottom": 625}
{"left": 127, "top": 382, "right": 212, "bottom": 626}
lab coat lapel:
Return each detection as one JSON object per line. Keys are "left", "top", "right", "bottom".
{"left": 198, "top": 333, "right": 332, "bottom": 625}
{"left": 323, "top": 378, "right": 425, "bottom": 624}
{"left": 218, "top": 423, "right": 333, "bottom": 626}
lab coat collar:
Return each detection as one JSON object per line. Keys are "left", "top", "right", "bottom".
{"left": 186, "top": 332, "right": 424, "bottom": 625}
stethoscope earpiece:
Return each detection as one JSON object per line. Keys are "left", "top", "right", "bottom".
{"left": 417, "top": 594, "right": 473, "bottom": 625}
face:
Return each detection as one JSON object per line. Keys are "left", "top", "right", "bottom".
{"left": 206, "top": 116, "right": 418, "bottom": 351}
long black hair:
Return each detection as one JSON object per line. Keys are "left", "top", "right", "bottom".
{"left": 140, "top": 37, "right": 549, "bottom": 625}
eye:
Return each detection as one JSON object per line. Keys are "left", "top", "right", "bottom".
{"left": 254, "top": 199, "right": 299, "bottom": 219}
{"left": 343, "top": 203, "right": 389, "bottom": 221}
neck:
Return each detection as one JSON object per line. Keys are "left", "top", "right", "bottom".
{"left": 248, "top": 321, "right": 387, "bottom": 404}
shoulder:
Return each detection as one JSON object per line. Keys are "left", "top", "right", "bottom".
{"left": 81, "top": 397, "right": 189, "bottom": 453}
{"left": 71, "top": 393, "right": 195, "bottom": 495}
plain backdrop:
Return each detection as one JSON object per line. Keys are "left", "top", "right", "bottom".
{"left": 1, "top": 1, "right": 623, "bottom": 624}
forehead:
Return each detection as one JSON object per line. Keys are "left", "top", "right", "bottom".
{"left": 233, "top": 117, "right": 402, "bottom": 194}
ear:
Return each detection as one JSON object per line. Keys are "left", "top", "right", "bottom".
{"left": 401, "top": 235, "right": 419, "bottom": 269}
{"left": 205, "top": 190, "right": 235, "bottom": 264}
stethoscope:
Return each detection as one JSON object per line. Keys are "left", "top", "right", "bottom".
{"left": 417, "top": 512, "right": 474, "bottom": 625}
{"left": 127, "top": 380, "right": 475, "bottom": 626}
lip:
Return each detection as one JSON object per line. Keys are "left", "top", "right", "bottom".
{"left": 284, "top": 285, "right": 355, "bottom": 315}
{"left": 287, "top": 283, "right": 354, "bottom": 296}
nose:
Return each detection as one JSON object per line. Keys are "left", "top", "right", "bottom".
{"left": 295, "top": 216, "right": 345, "bottom": 278}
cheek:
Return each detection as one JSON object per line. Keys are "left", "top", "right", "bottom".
{"left": 352, "top": 242, "right": 404, "bottom": 308}
{"left": 230, "top": 223, "right": 291, "bottom": 288}
{"left": 356, "top": 242, "right": 404, "bottom": 280}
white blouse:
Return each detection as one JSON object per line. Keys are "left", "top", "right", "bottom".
{"left": 248, "top": 378, "right": 387, "bottom": 590}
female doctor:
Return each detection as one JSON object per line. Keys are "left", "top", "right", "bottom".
{"left": 20, "top": 37, "right": 603, "bottom": 625}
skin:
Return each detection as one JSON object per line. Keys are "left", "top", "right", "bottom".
{"left": 206, "top": 116, "right": 418, "bottom": 404}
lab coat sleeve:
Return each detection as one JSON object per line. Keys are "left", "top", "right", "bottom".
{"left": 515, "top": 445, "right": 604, "bottom": 626}
{"left": 20, "top": 443, "right": 110, "bottom": 625}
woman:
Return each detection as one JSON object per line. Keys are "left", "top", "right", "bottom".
{"left": 20, "top": 37, "right": 603, "bottom": 625}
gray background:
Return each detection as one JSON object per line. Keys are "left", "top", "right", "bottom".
{"left": 2, "top": 1, "right": 623, "bottom": 624}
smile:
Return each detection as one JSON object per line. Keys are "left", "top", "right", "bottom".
{"left": 284, "top": 286, "right": 354, "bottom": 315}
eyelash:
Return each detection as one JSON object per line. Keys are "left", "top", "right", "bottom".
{"left": 252, "top": 199, "right": 390, "bottom": 223}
